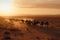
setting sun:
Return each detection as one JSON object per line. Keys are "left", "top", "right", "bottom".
{"left": 0, "top": 0, "right": 14, "bottom": 16}
{"left": 1, "top": 4, "right": 12, "bottom": 13}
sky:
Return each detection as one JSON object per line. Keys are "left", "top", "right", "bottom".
{"left": 14, "top": 0, "right": 60, "bottom": 16}
{"left": 15, "top": 0, "right": 60, "bottom": 4}
{"left": 14, "top": 0, "right": 60, "bottom": 8}
{"left": 0, "top": 0, "right": 60, "bottom": 16}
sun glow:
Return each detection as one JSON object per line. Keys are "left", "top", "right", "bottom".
{"left": 1, "top": 4, "right": 12, "bottom": 13}
{"left": 0, "top": 0, "right": 14, "bottom": 16}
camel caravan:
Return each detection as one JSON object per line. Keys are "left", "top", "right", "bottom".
{"left": 20, "top": 18, "right": 49, "bottom": 28}
{"left": 9, "top": 18, "right": 49, "bottom": 28}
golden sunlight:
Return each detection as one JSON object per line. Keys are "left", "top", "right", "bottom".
{"left": 1, "top": 4, "right": 12, "bottom": 13}
{"left": 0, "top": 0, "right": 14, "bottom": 16}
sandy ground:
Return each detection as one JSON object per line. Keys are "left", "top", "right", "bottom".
{"left": 0, "top": 16, "right": 60, "bottom": 40}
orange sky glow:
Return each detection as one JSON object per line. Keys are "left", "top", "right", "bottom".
{"left": 0, "top": 0, "right": 60, "bottom": 16}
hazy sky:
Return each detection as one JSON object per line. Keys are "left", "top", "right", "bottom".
{"left": 0, "top": 0, "right": 60, "bottom": 16}
{"left": 14, "top": 0, "right": 60, "bottom": 15}
{"left": 14, "top": 0, "right": 60, "bottom": 7}
{"left": 15, "top": 0, "right": 60, "bottom": 4}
